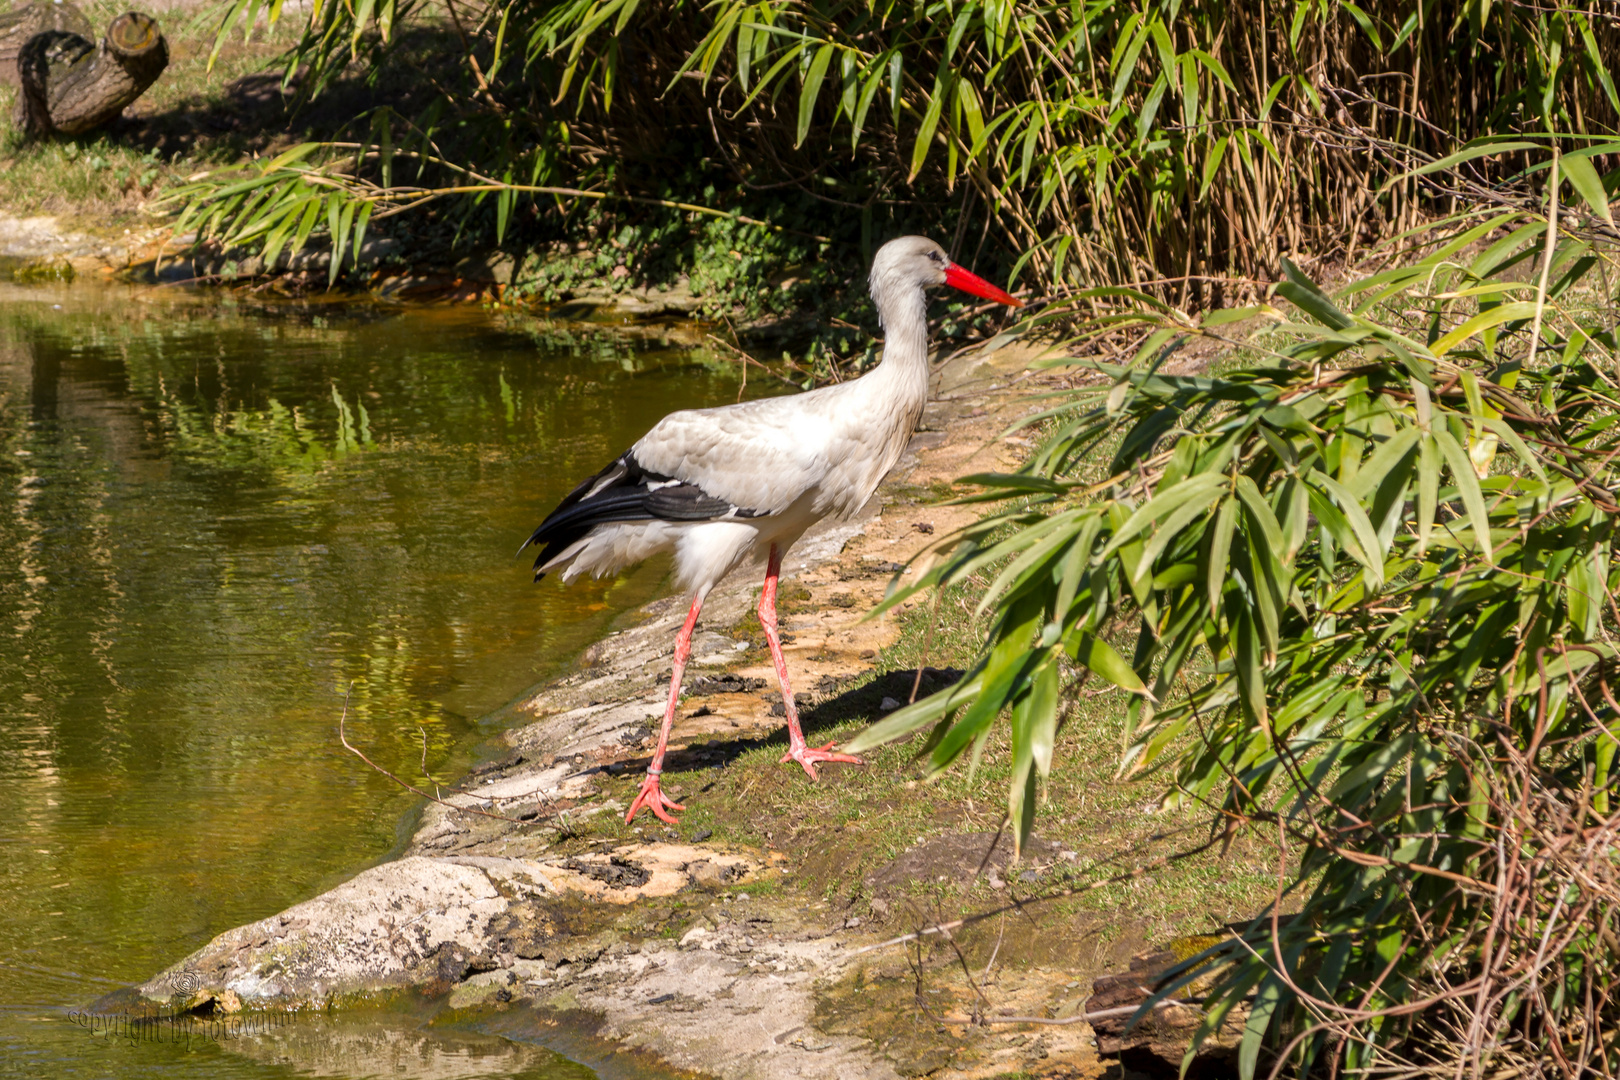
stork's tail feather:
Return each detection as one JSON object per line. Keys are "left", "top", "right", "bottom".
{"left": 524, "top": 448, "right": 769, "bottom": 581}
{"left": 521, "top": 489, "right": 681, "bottom": 581}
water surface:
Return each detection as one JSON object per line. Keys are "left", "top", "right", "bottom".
{"left": 0, "top": 283, "right": 754, "bottom": 1078}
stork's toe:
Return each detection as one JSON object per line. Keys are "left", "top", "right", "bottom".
{"left": 781, "top": 742, "right": 865, "bottom": 780}
{"left": 626, "top": 774, "right": 685, "bottom": 824}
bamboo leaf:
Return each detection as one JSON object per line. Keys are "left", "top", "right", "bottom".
{"left": 1199, "top": 135, "right": 1229, "bottom": 199}
{"left": 293, "top": 195, "right": 321, "bottom": 255}
{"left": 1345, "top": 426, "right": 1420, "bottom": 501}
{"left": 851, "top": 57, "right": 887, "bottom": 144}
{"left": 1416, "top": 432, "right": 1438, "bottom": 554}
{"left": 1480, "top": 415, "right": 1545, "bottom": 480}
{"left": 1562, "top": 154, "right": 1614, "bottom": 227}
{"left": 1100, "top": 473, "right": 1228, "bottom": 562}
{"left": 1234, "top": 475, "right": 1284, "bottom": 551}
{"left": 889, "top": 52, "right": 903, "bottom": 121}
{"left": 797, "top": 43, "right": 834, "bottom": 148}
{"left": 957, "top": 78, "right": 985, "bottom": 150}
{"left": 932, "top": 633, "right": 1041, "bottom": 774}
{"left": 1306, "top": 474, "right": 1383, "bottom": 588}
{"left": 1579, "top": 14, "right": 1620, "bottom": 112}
{"left": 1109, "top": 17, "right": 1148, "bottom": 112}
{"left": 1023, "top": 657, "right": 1060, "bottom": 775}
{"left": 845, "top": 675, "right": 984, "bottom": 752}
{"left": 1179, "top": 53, "right": 1198, "bottom": 130}
{"left": 1381, "top": 140, "right": 1539, "bottom": 192}
{"left": 735, "top": 16, "right": 754, "bottom": 88}
{"left": 1133, "top": 485, "right": 1225, "bottom": 585}
{"left": 910, "top": 74, "right": 946, "bottom": 179}
{"left": 1340, "top": 1, "right": 1382, "bottom": 49}
{"left": 330, "top": 198, "right": 355, "bottom": 286}
{"left": 1231, "top": 604, "right": 1267, "bottom": 726}
{"left": 325, "top": 196, "right": 342, "bottom": 281}
{"left": 351, "top": 0, "right": 376, "bottom": 54}
{"left": 1277, "top": 259, "right": 1354, "bottom": 330}
{"left": 1259, "top": 76, "right": 1289, "bottom": 122}
{"left": 352, "top": 202, "right": 373, "bottom": 270}
{"left": 1239, "top": 974, "right": 1289, "bottom": 1080}
{"left": 1430, "top": 302, "right": 1539, "bottom": 356}
{"left": 1190, "top": 48, "right": 1234, "bottom": 91}
{"left": 1071, "top": 633, "right": 1144, "bottom": 697}
{"left": 1278, "top": 477, "right": 1308, "bottom": 565}
{"left": 1432, "top": 426, "right": 1496, "bottom": 563}
{"left": 266, "top": 143, "right": 323, "bottom": 170}
{"left": 496, "top": 187, "right": 514, "bottom": 244}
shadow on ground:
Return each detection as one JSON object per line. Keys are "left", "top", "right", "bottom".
{"left": 116, "top": 26, "right": 466, "bottom": 161}
{"left": 613, "top": 666, "right": 967, "bottom": 782}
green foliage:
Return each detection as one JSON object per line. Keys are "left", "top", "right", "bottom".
{"left": 850, "top": 139, "right": 1620, "bottom": 1071}
{"left": 176, "top": 0, "right": 1620, "bottom": 303}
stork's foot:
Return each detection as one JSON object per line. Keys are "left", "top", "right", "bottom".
{"left": 625, "top": 772, "right": 685, "bottom": 824}
{"left": 780, "top": 742, "right": 865, "bottom": 781}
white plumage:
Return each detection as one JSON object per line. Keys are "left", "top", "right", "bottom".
{"left": 523, "top": 235, "right": 1022, "bottom": 824}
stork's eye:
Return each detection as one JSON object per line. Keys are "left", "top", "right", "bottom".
{"left": 928, "top": 251, "right": 944, "bottom": 263}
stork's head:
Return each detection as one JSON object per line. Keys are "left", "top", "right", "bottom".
{"left": 867, "top": 236, "right": 1023, "bottom": 327}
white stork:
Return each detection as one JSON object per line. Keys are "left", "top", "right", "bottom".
{"left": 522, "top": 236, "right": 1023, "bottom": 824}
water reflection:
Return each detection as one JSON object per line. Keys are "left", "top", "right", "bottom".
{"left": 225, "top": 1017, "right": 597, "bottom": 1079}
{"left": 0, "top": 284, "right": 758, "bottom": 1078}
{"left": 64, "top": 1011, "right": 597, "bottom": 1080}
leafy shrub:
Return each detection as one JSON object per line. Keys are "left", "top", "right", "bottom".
{"left": 851, "top": 141, "right": 1620, "bottom": 1073}
{"left": 177, "top": 0, "right": 1620, "bottom": 303}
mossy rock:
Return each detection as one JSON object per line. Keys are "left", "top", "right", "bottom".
{"left": 1, "top": 257, "right": 75, "bottom": 283}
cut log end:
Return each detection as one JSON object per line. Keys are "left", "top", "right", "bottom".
{"left": 107, "top": 12, "right": 162, "bottom": 59}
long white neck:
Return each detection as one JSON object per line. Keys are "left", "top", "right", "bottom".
{"left": 799, "top": 276, "right": 933, "bottom": 518}
{"left": 870, "top": 281, "right": 930, "bottom": 406}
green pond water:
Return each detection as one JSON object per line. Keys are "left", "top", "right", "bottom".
{"left": 0, "top": 282, "right": 757, "bottom": 1079}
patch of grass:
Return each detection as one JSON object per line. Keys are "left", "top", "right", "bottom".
{"left": 564, "top": 628, "right": 1274, "bottom": 975}
{"left": 885, "top": 479, "right": 961, "bottom": 507}
{"left": 0, "top": 0, "right": 301, "bottom": 225}
{"left": 881, "top": 580, "right": 993, "bottom": 675}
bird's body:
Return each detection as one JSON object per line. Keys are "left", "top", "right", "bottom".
{"left": 524, "top": 236, "right": 1021, "bottom": 823}
{"left": 531, "top": 349, "right": 928, "bottom": 591}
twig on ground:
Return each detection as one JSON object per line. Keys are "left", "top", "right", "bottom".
{"left": 337, "top": 685, "right": 543, "bottom": 825}
{"left": 850, "top": 845, "right": 1201, "bottom": 957}
{"left": 958, "top": 999, "right": 1203, "bottom": 1027}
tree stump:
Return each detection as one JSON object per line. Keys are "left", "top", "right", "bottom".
{"left": 8, "top": 5, "right": 167, "bottom": 138}
{"left": 0, "top": 2, "right": 93, "bottom": 84}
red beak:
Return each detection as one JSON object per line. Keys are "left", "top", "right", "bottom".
{"left": 943, "top": 263, "right": 1024, "bottom": 307}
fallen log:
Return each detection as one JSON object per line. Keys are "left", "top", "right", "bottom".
{"left": 10, "top": 6, "right": 167, "bottom": 138}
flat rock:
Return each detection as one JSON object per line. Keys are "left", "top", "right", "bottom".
{"left": 1085, "top": 944, "right": 1245, "bottom": 1074}
{"left": 127, "top": 844, "right": 766, "bottom": 1009}
{"left": 131, "top": 856, "right": 547, "bottom": 1005}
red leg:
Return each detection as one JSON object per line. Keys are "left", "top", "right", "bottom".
{"left": 626, "top": 592, "right": 704, "bottom": 824}
{"left": 758, "top": 543, "right": 864, "bottom": 780}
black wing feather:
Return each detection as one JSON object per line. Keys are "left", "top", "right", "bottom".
{"left": 521, "top": 449, "right": 767, "bottom": 580}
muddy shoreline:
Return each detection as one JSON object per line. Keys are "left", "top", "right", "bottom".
{"left": 1, "top": 210, "right": 744, "bottom": 318}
